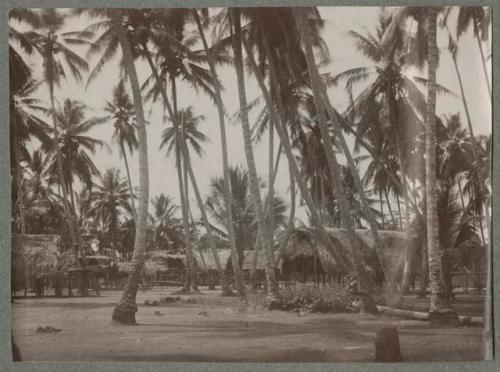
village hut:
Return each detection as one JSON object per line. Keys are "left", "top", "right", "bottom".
{"left": 281, "top": 228, "right": 409, "bottom": 286}
{"left": 225, "top": 250, "right": 278, "bottom": 285}
{"left": 117, "top": 251, "right": 187, "bottom": 287}
{"left": 11, "top": 234, "right": 62, "bottom": 294}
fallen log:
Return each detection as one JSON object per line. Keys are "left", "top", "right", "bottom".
{"left": 376, "top": 306, "right": 428, "bottom": 321}
{"left": 376, "top": 306, "right": 483, "bottom": 326}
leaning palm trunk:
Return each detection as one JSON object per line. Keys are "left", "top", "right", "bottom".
{"left": 120, "top": 139, "right": 137, "bottom": 220}
{"left": 175, "top": 140, "right": 197, "bottom": 293}
{"left": 48, "top": 83, "right": 81, "bottom": 265}
{"left": 474, "top": 31, "right": 491, "bottom": 98}
{"left": 13, "top": 134, "right": 29, "bottom": 296}
{"left": 230, "top": 10, "right": 279, "bottom": 297}
{"left": 182, "top": 138, "right": 234, "bottom": 296}
{"left": 455, "top": 27, "right": 492, "bottom": 357}
{"left": 293, "top": 7, "right": 376, "bottom": 313}
{"left": 193, "top": 9, "right": 244, "bottom": 296}
{"left": 111, "top": 11, "right": 150, "bottom": 325}
{"left": 241, "top": 24, "right": 351, "bottom": 272}
{"left": 424, "top": 9, "right": 456, "bottom": 320}
{"left": 318, "top": 75, "right": 388, "bottom": 281}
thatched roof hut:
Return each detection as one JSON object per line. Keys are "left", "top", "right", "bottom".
{"left": 118, "top": 251, "right": 186, "bottom": 275}
{"left": 192, "top": 248, "right": 232, "bottom": 271}
{"left": 282, "top": 227, "right": 409, "bottom": 281}
{"left": 11, "top": 234, "right": 62, "bottom": 289}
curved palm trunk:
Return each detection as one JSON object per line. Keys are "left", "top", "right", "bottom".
{"left": 183, "top": 139, "right": 234, "bottom": 295}
{"left": 294, "top": 7, "right": 376, "bottom": 313}
{"left": 242, "top": 21, "right": 351, "bottom": 272}
{"left": 111, "top": 12, "right": 149, "bottom": 325}
{"left": 474, "top": 31, "right": 491, "bottom": 98}
{"left": 193, "top": 9, "right": 245, "bottom": 296}
{"left": 319, "top": 81, "right": 388, "bottom": 281}
{"left": 48, "top": 83, "right": 81, "bottom": 265}
{"left": 120, "top": 139, "right": 137, "bottom": 220}
{"left": 425, "top": 9, "right": 456, "bottom": 320}
{"left": 230, "top": 10, "right": 279, "bottom": 298}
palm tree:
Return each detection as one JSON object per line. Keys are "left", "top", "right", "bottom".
{"left": 132, "top": 9, "right": 237, "bottom": 295}
{"left": 23, "top": 10, "right": 90, "bottom": 262}
{"left": 149, "top": 194, "right": 182, "bottom": 252}
{"left": 159, "top": 106, "right": 209, "bottom": 293}
{"left": 290, "top": 7, "right": 380, "bottom": 312}
{"left": 193, "top": 8, "right": 246, "bottom": 297}
{"left": 456, "top": 6, "right": 491, "bottom": 98}
{"left": 206, "top": 167, "right": 288, "bottom": 271}
{"left": 228, "top": 9, "right": 280, "bottom": 297}
{"left": 44, "top": 99, "right": 106, "bottom": 216}
{"left": 109, "top": 10, "right": 150, "bottom": 325}
{"left": 104, "top": 80, "right": 138, "bottom": 220}
{"left": 87, "top": 168, "right": 132, "bottom": 251}
{"left": 10, "top": 79, "right": 51, "bottom": 235}
{"left": 423, "top": 8, "right": 457, "bottom": 320}
{"left": 238, "top": 10, "right": 352, "bottom": 274}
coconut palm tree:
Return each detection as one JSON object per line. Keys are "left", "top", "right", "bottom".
{"left": 109, "top": 10, "right": 150, "bottom": 325}
{"left": 206, "top": 167, "right": 288, "bottom": 271}
{"left": 289, "top": 7, "right": 378, "bottom": 312}
{"left": 104, "top": 80, "right": 138, "bottom": 220}
{"left": 192, "top": 8, "right": 245, "bottom": 297}
{"left": 149, "top": 194, "right": 182, "bottom": 252}
{"left": 44, "top": 99, "right": 106, "bottom": 216}
{"left": 421, "top": 7, "right": 457, "bottom": 320}
{"left": 238, "top": 11, "right": 352, "bottom": 275}
{"left": 87, "top": 168, "right": 132, "bottom": 252}
{"left": 228, "top": 9, "right": 281, "bottom": 297}
{"left": 456, "top": 6, "right": 491, "bottom": 98}
{"left": 22, "top": 10, "right": 91, "bottom": 262}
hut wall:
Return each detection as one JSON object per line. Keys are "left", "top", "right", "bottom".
{"left": 11, "top": 234, "right": 61, "bottom": 291}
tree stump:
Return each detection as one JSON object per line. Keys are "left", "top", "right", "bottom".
{"left": 374, "top": 327, "right": 402, "bottom": 362}
{"left": 12, "top": 336, "right": 21, "bottom": 361}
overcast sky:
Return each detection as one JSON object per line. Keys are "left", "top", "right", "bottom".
{"left": 17, "top": 7, "right": 492, "bottom": 223}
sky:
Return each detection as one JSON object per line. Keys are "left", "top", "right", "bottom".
{"left": 15, "top": 7, "right": 492, "bottom": 223}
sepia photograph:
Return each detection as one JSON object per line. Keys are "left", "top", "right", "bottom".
{"left": 8, "top": 5, "right": 492, "bottom": 363}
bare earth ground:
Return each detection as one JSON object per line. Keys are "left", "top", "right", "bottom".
{"left": 12, "top": 287, "right": 486, "bottom": 362}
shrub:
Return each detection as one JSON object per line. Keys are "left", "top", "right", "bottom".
{"left": 268, "top": 283, "right": 358, "bottom": 313}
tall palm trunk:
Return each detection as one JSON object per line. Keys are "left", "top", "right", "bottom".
{"left": 48, "top": 83, "right": 81, "bottom": 265}
{"left": 474, "top": 30, "right": 491, "bottom": 98}
{"left": 418, "top": 237, "right": 428, "bottom": 298}
{"left": 294, "top": 7, "right": 376, "bottom": 313}
{"left": 267, "top": 119, "right": 275, "bottom": 262}
{"left": 193, "top": 9, "right": 244, "bottom": 296}
{"left": 111, "top": 11, "right": 149, "bottom": 325}
{"left": 241, "top": 20, "right": 351, "bottom": 272}
{"left": 379, "top": 190, "right": 385, "bottom": 227}
{"left": 230, "top": 10, "right": 279, "bottom": 297}
{"left": 425, "top": 9, "right": 455, "bottom": 319}
{"left": 182, "top": 140, "right": 234, "bottom": 295}
{"left": 384, "top": 189, "right": 397, "bottom": 226}
{"left": 13, "top": 136, "right": 29, "bottom": 296}
{"left": 175, "top": 134, "right": 197, "bottom": 293}
{"left": 182, "top": 138, "right": 199, "bottom": 292}
{"left": 120, "top": 139, "right": 137, "bottom": 220}
{"left": 317, "top": 72, "right": 388, "bottom": 279}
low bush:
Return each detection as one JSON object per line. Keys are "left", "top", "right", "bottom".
{"left": 268, "top": 283, "right": 358, "bottom": 313}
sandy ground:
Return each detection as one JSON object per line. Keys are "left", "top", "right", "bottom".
{"left": 11, "top": 287, "right": 486, "bottom": 362}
